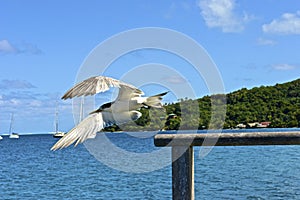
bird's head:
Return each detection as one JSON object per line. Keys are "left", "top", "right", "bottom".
{"left": 89, "top": 102, "right": 113, "bottom": 114}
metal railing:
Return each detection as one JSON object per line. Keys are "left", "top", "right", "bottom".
{"left": 154, "top": 131, "right": 300, "bottom": 200}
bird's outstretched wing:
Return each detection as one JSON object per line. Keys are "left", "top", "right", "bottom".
{"left": 51, "top": 113, "right": 103, "bottom": 151}
{"left": 62, "top": 76, "right": 143, "bottom": 99}
{"left": 116, "top": 86, "right": 144, "bottom": 102}
{"left": 51, "top": 110, "right": 141, "bottom": 150}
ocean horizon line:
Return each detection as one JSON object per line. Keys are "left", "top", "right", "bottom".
{"left": 1, "top": 127, "right": 300, "bottom": 137}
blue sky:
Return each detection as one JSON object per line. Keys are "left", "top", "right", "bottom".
{"left": 1, "top": 0, "right": 300, "bottom": 133}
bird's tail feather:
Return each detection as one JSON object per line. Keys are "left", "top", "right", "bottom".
{"left": 144, "top": 92, "right": 168, "bottom": 108}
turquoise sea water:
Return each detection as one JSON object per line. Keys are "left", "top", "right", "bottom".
{"left": 0, "top": 129, "right": 299, "bottom": 199}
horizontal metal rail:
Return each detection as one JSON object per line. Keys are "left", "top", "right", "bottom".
{"left": 154, "top": 131, "right": 300, "bottom": 146}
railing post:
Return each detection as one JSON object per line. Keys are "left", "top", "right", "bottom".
{"left": 172, "top": 146, "right": 194, "bottom": 200}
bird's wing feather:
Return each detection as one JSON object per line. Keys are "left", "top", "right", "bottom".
{"left": 51, "top": 113, "right": 104, "bottom": 150}
{"left": 62, "top": 76, "right": 142, "bottom": 99}
{"left": 116, "top": 86, "right": 144, "bottom": 102}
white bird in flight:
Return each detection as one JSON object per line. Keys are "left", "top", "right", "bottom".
{"left": 51, "top": 76, "right": 167, "bottom": 150}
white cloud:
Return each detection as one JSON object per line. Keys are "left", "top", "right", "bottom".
{"left": 29, "top": 100, "right": 43, "bottom": 107}
{"left": 0, "top": 79, "right": 36, "bottom": 90}
{"left": 19, "top": 42, "right": 43, "bottom": 55}
{"left": 0, "top": 40, "right": 17, "bottom": 53}
{"left": 164, "top": 2, "right": 191, "bottom": 19}
{"left": 164, "top": 2, "right": 176, "bottom": 19}
{"left": 0, "top": 39, "right": 43, "bottom": 55}
{"left": 263, "top": 11, "right": 300, "bottom": 34}
{"left": 272, "top": 64, "right": 296, "bottom": 71}
{"left": 10, "top": 98, "right": 21, "bottom": 106}
{"left": 256, "top": 37, "right": 276, "bottom": 46}
{"left": 0, "top": 90, "right": 73, "bottom": 132}
{"left": 163, "top": 75, "right": 187, "bottom": 84}
{"left": 198, "top": 0, "right": 247, "bottom": 32}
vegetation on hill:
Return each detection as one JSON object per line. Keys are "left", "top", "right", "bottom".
{"left": 225, "top": 78, "right": 300, "bottom": 128}
{"left": 104, "top": 78, "right": 300, "bottom": 131}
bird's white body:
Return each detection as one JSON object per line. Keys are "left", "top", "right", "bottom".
{"left": 51, "top": 76, "right": 167, "bottom": 150}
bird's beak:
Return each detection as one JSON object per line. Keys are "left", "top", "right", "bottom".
{"left": 89, "top": 108, "right": 101, "bottom": 114}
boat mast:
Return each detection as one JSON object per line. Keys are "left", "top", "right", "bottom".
{"left": 9, "top": 113, "right": 14, "bottom": 134}
{"left": 54, "top": 101, "right": 59, "bottom": 133}
{"left": 79, "top": 97, "right": 84, "bottom": 122}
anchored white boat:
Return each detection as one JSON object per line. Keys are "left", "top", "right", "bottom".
{"left": 9, "top": 113, "right": 19, "bottom": 139}
{"left": 53, "top": 131, "right": 65, "bottom": 138}
{"left": 53, "top": 103, "right": 65, "bottom": 138}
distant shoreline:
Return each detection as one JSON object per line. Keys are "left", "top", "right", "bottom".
{"left": 1, "top": 127, "right": 299, "bottom": 136}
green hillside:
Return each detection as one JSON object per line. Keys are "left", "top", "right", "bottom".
{"left": 105, "top": 78, "right": 300, "bottom": 131}
{"left": 166, "top": 78, "right": 300, "bottom": 130}
{"left": 225, "top": 78, "right": 300, "bottom": 128}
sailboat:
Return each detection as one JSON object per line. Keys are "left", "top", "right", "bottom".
{"left": 53, "top": 97, "right": 84, "bottom": 138}
{"left": 9, "top": 113, "right": 19, "bottom": 139}
{"left": 53, "top": 103, "right": 65, "bottom": 138}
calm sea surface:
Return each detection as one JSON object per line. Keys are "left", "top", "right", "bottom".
{"left": 0, "top": 129, "right": 299, "bottom": 200}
